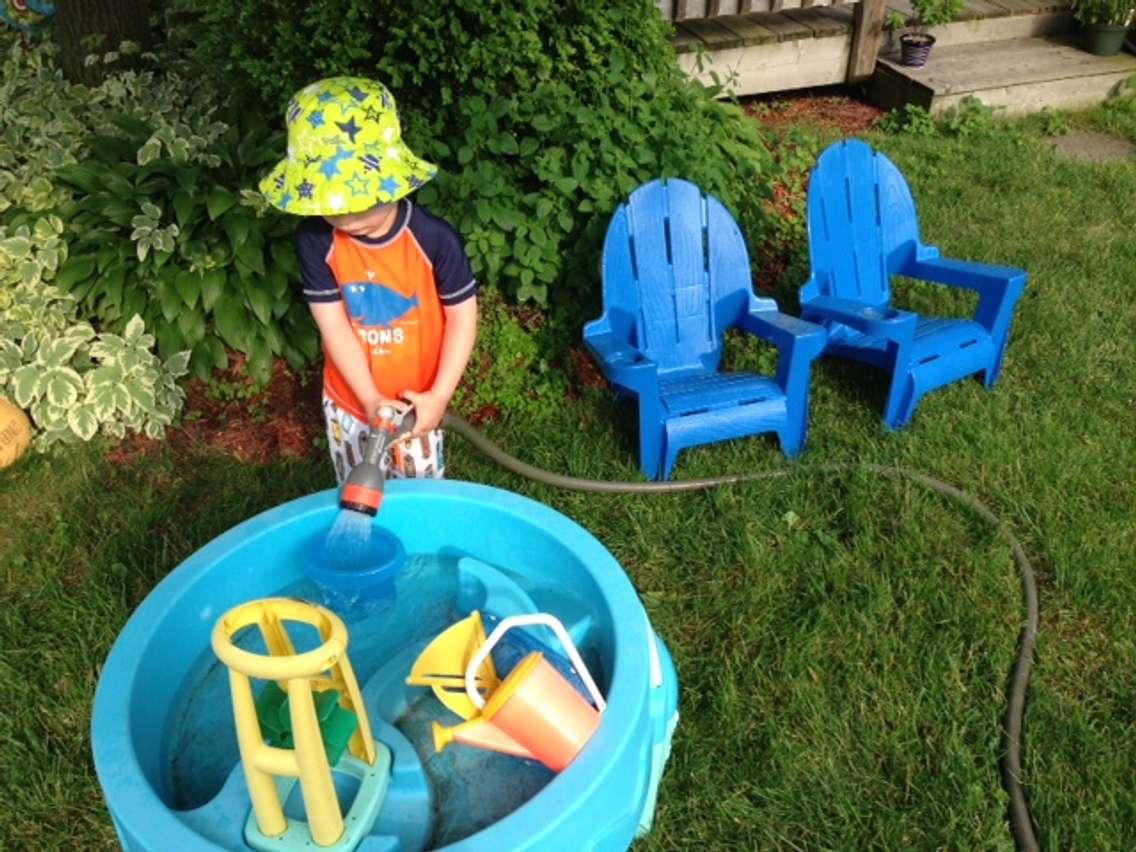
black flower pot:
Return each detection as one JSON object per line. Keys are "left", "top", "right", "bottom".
{"left": 900, "top": 33, "right": 936, "bottom": 67}
{"left": 1084, "top": 24, "right": 1128, "bottom": 56}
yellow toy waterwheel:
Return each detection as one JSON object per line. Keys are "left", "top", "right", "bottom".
{"left": 0, "top": 398, "right": 31, "bottom": 469}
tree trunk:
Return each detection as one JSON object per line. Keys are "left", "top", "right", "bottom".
{"left": 53, "top": 0, "right": 150, "bottom": 84}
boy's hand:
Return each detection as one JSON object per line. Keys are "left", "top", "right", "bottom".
{"left": 401, "top": 388, "right": 448, "bottom": 435}
{"left": 363, "top": 395, "right": 409, "bottom": 425}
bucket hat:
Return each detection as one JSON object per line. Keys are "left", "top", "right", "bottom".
{"left": 259, "top": 77, "right": 437, "bottom": 217}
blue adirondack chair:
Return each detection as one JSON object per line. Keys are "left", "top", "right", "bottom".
{"left": 583, "top": 178, "right": 826, "bottom": 480}
{"left": 800, "top": 140, "right": 1027, "bottom": 430}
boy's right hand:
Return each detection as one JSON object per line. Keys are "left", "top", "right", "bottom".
{"left": 364, "top": 396, "right": 409, "bottom": 425}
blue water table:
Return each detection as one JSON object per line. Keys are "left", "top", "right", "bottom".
{"left": 91, "top": 480, "right": 679, "bottom": 851}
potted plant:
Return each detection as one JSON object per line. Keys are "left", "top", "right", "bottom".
{"left": 1070, "top": 0, "right": 1135, "bottom": 55}
{"left": 892, "top": 0, "right": 966, "bottom": 68}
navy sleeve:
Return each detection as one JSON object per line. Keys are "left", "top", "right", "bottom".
{"left": 294, "top": 217, "right": 340, "bottom": 303}
{"left": 409, "top": 205, "right": 478, "bottom": 306}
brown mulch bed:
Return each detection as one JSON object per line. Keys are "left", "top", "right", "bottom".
{"left": 106, "top": 354, "right": 325, "bottom": 467}
{"left": 743, "top": 88, "right": 885, "bottom": 135}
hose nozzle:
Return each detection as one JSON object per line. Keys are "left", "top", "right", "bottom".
{"left": 338, "top": 405, "right": 417, "bottom": 516}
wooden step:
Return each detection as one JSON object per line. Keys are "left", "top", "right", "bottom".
{"left": 897, "top": 12, "right": 1073, "bottom": 48}
{"left": 884, "top": 0, "right": 1073, "bottom": 48}
{"left": 870, "top": 35, "right": 1136, "bottom": 116}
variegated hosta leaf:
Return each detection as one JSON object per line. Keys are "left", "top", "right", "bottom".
{"left": 163, "top": 350, "right": 191, "bottom": 378}
{"left": 0, "top": 337, "right": 20, "bottom": 372}
{"left": 29, "top": 398, "right": 59, "bottom": 430}
{"left": 119, "top": 348, "right": 142, "bottom": 373}
{"left": 131, "top": 382, "right": 157, "bottom": 416}
{"left": 88, "top": 363, "right": 124, "bottom": 387}
{"left": 0, "top": 235, "right": 31, "bottom": 258}
{"left": 39, "top": 247, "right": 58, "bottom": 274}
{"left": 143, "top": 419, "right": 165, "bottom": 440}
{"left": 123, "top": 314, "right": 146, "bottom": 344}
{"left": 137, "top": 138, "right": 161, "bottom": 166}
{"left": 38, "top": 366, "right": 84, "bottom": 408}
{"left": 67, "top": 404, "right": 99, "bottom": 441}
{"left": 87, "top": 383, "right": 118, "bottom": 420}
{"left": 32, "top": 217, "right": 62, "bottom": 241}
{"left": 19, "top": 260, "right": 39, "bottom": 285}
{"left": 40, "top": 332, "right": 92, "bottom": 367}
{"left": 111, "top": 383, "right": 132, "bottom": 413}
{"left": 89, "top": 334, "right": 125, "bottom": 363}
{"left": 11, "top": 363, "right": 38, "bottom": 408}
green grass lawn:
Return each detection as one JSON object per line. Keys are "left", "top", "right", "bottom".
{"left": 2, "top": 101, "right": 1134, "bottom": 850}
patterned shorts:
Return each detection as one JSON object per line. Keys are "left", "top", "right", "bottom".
{"left": 322, "top": 396, "right": 445, "bottom": 486}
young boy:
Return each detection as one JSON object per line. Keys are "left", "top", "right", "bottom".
{"left": 260, "top": 77, "right": 477, "bottom": 483}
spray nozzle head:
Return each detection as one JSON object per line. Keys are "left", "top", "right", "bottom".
{"left": 337, "top": 404, "right": 416, "bottom": 516}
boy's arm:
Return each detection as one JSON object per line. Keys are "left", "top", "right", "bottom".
{"left": 403, "top": 297, "right": 477, "bottom": 434}
{"left": 309, "top": 302, "right": 400, "bottom": 421}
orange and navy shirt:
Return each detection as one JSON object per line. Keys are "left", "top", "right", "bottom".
{"left": 296, "top": 201, "right": 477, "bottom": 421}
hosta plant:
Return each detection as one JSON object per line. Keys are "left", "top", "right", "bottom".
{"left": 55, "top": 114, "right": 318, "bottom": 384}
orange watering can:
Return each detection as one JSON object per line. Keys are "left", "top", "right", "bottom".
{"left": 440, "top": 613, "right": 606, "bottom": 772}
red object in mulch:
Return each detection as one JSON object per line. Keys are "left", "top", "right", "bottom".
{"left": 105, "top": 353, "right": 325, "bottom": 467}
{"left": 742, "top": 89, "right": 884, "bottom": 136}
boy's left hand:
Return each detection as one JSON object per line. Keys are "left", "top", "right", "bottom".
{"left": 401, "top": 389, "right": 448, "bottom": 435}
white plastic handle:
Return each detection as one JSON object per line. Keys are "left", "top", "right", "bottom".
{"left": 464, "top": 613, "right": 606, "bottom": 713}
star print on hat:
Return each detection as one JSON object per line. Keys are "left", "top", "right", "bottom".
{"left": 259, "top": 77, "right": 437, "bottom": 217}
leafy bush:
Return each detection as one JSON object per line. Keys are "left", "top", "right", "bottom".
{"left": 0, "top": 33, "right": 229, "bottom": 218}
{"left": 909, "top": 0, "right": 967, "bottom": 28}
{"left": 0, "top": 216, "right": 189, "bottom": 449}
{"left": 0, "top": 31, "right": 313, "bottom": 386}
{"left": 1070, "top": 0, "right": 1135, "bottom": 26}
{"left": 877, "top": 98, "right": 996, "bottom": 138}
{"left": 449, "top": 291, "right": 569, "bottom": 422}
{"left": 185, "top": 0, "right": 781, "bottom": 308}
{"left": 53, "top": 114, "right": 318, "bottom": 384}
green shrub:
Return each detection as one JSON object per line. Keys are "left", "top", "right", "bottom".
{"left": 0, "top": 30, "right": 312, "bottom": 385}
{"left": 53, "top": 114, "right": 318, "bottom": 384}
{"left": 1070, "top": 0, "right": 1135, "bottom": 26}
{"left": 0, "top": 32, "right": 229, "bottom": 218}
{"left": 910, "top": 0, "right": 967, "bottom": 28}
{"left": 0, "top": 216, "right": 189, "bottom": 449}
{"left": 450, "top": 291, "right": 570, "bottom": 423}
{"left": 185, "top": 0, "right": 781, "bottom": 308}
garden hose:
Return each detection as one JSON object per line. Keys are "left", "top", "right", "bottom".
{"left": 442, "top": 413, "right": 1041, "bottom": 852}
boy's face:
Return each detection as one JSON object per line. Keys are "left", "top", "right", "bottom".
{"left": 324, "top": 202, "right": 399, "bottom": 237}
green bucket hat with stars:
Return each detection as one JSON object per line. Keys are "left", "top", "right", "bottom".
{"left": 259, "top": 77, "right": 437, "bottom": 217}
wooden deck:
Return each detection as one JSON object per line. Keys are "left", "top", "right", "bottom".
{"left": 668, "top": 0, "right": 1136, "bottom": 115}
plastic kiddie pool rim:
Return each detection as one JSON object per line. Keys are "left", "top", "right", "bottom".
{"left": 91, "top": 479, "right": 654, "bottom": 851}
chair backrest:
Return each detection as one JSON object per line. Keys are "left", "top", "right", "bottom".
{"left": 601, "top": 178, "right": 768, "bottom": 374}
{"left": 803, "top": 140, "right": 921, "bottom": 308}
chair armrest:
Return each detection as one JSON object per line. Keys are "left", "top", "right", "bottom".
{"left": 801, "top": 295, "right": 918, "bottom": 342}
{"left": 904, "top": 256, "right": 1026, "bottom": 299}
{"left": 739, "top": 310, "right": 826, "bottom": 361}
{"left": 582, "top": 327, "right": 658, "bottom": 393}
